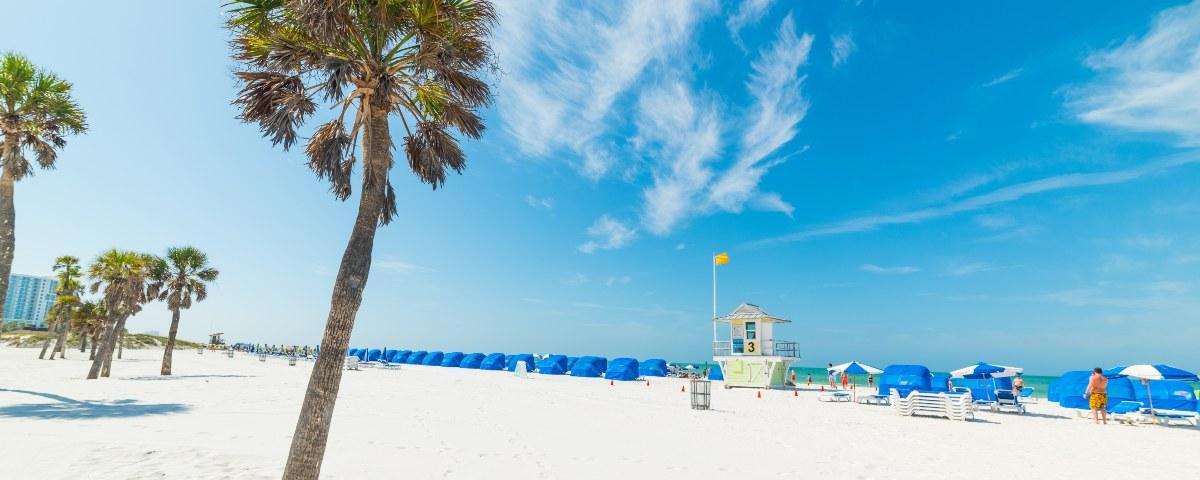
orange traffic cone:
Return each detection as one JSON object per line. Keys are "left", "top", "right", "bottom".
{"left": 610, "top": 380, "right": 614, "bottom": 386}
{"left": 646, "top": 380, "right": 650, "bottom": 387}
{"left": 756, "top": 390, "right": 762, "bottom": 399}
{"left": 794, "top": 389, "right": 798, "bottom": 397}
{"left": 681, "top": 385, "right": 686, "bottom": 393}
{"left": 820, "top": 385, "right": 825, "bottom": 392}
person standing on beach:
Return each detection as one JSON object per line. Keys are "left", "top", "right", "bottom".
{"left": 1085, "top": 367, "right": 1109, "bottom": 425}
{"left": 867, "top": 374, "right": 874, "bottom": 389}
{"left": 807, "top": 373, "right": 812, "bottom": 387}
{"left": 842, "top": 372, "right": 850, "bottom": 389}
{"left": 827, "top": 363, "right": 836, "bottom": 388}
{"left": 1012, "top": 372, "right": 1025, "bottom": 394}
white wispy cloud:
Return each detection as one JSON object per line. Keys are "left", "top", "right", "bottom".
{"left": 726, "top": 0, "right": 775, "bottom": 49}
{"left": 578, "top": 214, "right": 638, "bottom": 253}
{"left": 751, "top": 153, "right": 1200, "bottom": 246}
{"left": 491, "top": 1, "right": 710, "bottom": 178}
{"left": 860, "top": 264, "right": 920, "bottom": 274}
{"left": 1070, "top": 1, "right": 1200, "bottom": 145}
{"left": 675, "top": 243, "right": 686, "bottom": 251}
{"left": 523, "top": 194, "right": 555, "bottom": 209}
{"left": 983, "top": 67, "right": 1023, "bottom": 87}
{"left": 373, "top": 258, "right": 434, "bottom": 274}
{"left": 948, "top": 261, "right": 994, "bottom": 276}
{"left": 974, "top": 213, "right": 1016, "bottom": 230}
{"left": 636, "top": 14, "right": 810, "bottom": 235}
{"left": 830, "top": 33, "right": 855, "bottom": 68}
{"left": 707, "top": 14, "right": 811, "bottom": 216}
{"left": 1123, "top": 234, "right": 1174, "bottom": 249}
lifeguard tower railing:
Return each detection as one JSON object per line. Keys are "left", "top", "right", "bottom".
{"left": 712, "top": 340, "right": 800, "bottom": 358}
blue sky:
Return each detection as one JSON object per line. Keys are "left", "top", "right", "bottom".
{"left": 3, "top": 1, "right": 1199, "bottom": 374}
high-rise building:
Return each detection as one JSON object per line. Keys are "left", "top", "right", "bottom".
{"left": 3, "top": 274, "right": 60, "bottom": 328}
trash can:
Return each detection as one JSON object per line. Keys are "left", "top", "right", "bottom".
{"left": 226, "top": 350, "right": 235, "bottom": 358}
{"left": 690, "top": 379, "right": 711, "bottom": 410}
{"left": 258, "top": 353, "right": 267, "bottom": 362}
{"left": 288, "top": 356, "right": 297, "bottom": 366}
{"left": 196, "top": 348, "right": 203, "bottom": 355}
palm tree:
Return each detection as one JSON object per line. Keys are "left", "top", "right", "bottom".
{"left": 73, "top": 300, "right": 103, "bottom": 354}
{"left": 227, "top": 2, "right": 496, "bottom": 477}
{"left": 85, "top": 249, "right": 154, "bottom": 379}
{"left": 49, "top": 255, "right": 82, "bottom": 359}
{"left": 0, "top": 53, "right": 87, "bottom": 319}
{"left": 148, "top": 246, "right": 218, "bottom": 375}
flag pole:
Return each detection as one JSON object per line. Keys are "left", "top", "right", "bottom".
{"left": 711, "top": 252, "right": 717, "bottom": 349}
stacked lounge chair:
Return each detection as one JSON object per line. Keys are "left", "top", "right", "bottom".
{"left": 891, "top": 390, "right": 974, "bottom": 421}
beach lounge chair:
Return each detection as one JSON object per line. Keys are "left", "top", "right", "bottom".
{"left": 1019, "top": 387, "right": 1037, "bottom": 403}
{"left": 994, "top": 389, "right": 1026, "bottom": 414}
{"left": 344, "top": 356, "right": 360, "bottom": 371}
{"left": 859, "top": 387, "right": 891, "bottom": 405}
{"left": 891, "top": 390, "right": 974, "bottom": 421}
{"left": 819, "top": 391, "right": 852, "bottom": 402}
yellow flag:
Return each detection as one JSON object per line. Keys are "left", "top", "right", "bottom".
{"left": 714, "top": 252, "right": 730, "bottom": 266}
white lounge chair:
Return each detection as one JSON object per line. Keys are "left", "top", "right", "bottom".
{"left": 994, "top": 389, "right": 1026, "bottom": 414}
{"left": 818, "top": 391, "right": 852, "bottom": 402}
{"left": 891, "top": 390, "right": 974, "bottom": 421}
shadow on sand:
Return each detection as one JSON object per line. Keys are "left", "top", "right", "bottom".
{"left": 123, "top": 374, "right": 255, "bottom": 381}
{"left": 0, "top": 388, "right": 189, "bottom": 420}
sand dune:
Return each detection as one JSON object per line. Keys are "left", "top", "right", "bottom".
{"left": 2, "top": 347, "right": 1197, "bottom": 479}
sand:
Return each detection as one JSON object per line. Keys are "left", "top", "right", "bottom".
{"left": 2, "top": 347, "right": 1197, "bottom": 480}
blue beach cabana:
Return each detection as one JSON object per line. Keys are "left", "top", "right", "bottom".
{"left": 877, "top": 365, "right": 932, "bottom": 397}
{"left": 708, "top": 364, "right": 724, "bottom": 381}
{"left": 605, "top": 358, "right": 640, "bottom": 381}
{"left": 930, "top": 373, "right": 952, "bottom": 393}
{"left": 639, "top": 359, "right": 668, "bottom": 377}
{"left": 480, "top": 353, "right": 507, "bottom": 370}
{"left": 406, "top": 351, "right": 428, "bottom": 364}
{"left": 506, "top": 354, "right": 536, "bottom": 372}
{"left": 355, "top": 349, "right": 368, "bottom": 361}
{"left": 347, "top": 348, "right": 360, "bottom": 358}
{"left": 459, "top": 353, "right": 485, "bottom": 369}
{"left": 566, "top": 357, "right": 580, "bottom": 371}
{"left": 570, "top": 356, "right": 607, "bottom": 377}
{"left": 441, "top": 352, "right": 464, "bottom": 367}
{"left": 392, "top": 349, "right": 412, "bottom": 363}
{"left": 1053, "top": 371, "right": 1136, "bottom": 411}
{"left": 1135, "top": 380, "right": 1198, "bottom": 412}
{"left": 536, "top": 355, "right": 569, "bottom": 375}
{"left": 366, "top": 349, "right": 383, "bottom": 362}
{"left": 422, "top": 351, "right": 444, "bottom": 366}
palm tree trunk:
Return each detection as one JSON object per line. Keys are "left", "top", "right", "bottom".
{"left": 0, "top": 165, "right": 15, "bottom": 322}
{"left": 79, "top": 331, "right": 87, "bottom": 352}
{"left": 160, "top": 308, "right": 181, "bottom": 375}
{"left": 115, "top": 327, "right": 125, "bottom": 361}
{"left": 89, "top": 331, "right": 98, "bottom": 360}
{"left": 282, "top": 109, "right": 390, "bottom": 480}
{"left": 87, "top": 314, "right": 119, "bottom": 379}
{"left": 101, "top": 317, "right": 127, "bottom": 377}
{"left": 53, "top": 315, "right": 70, "bottom": 359}
{"left": 38, "top": 326, "right": 53, "bottom": 359}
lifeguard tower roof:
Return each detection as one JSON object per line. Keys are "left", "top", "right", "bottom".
{"left": 716, "top": 303, "right": 790, "bottom": 324}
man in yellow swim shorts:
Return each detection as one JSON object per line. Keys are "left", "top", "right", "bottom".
{"left": 1085, "top": 367, "right": 1109, "bottom": 425}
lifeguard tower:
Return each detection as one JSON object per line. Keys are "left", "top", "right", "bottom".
{"left": 208, "top": 332, "right": 225, "bottom": 349}
{"left": 712, "top": 303, "right": 799, "bottom": 389}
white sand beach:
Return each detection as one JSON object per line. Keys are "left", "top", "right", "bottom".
{"left": 2, "top": 347, "right": 1197, "bottom": 480}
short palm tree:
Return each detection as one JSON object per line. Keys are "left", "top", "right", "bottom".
{"left": 148, "top": 246, "right": 218, "bottom": 375}
{"left": 75, "top": 300, "right": 106, "bottom": 359}
{"left": 49, "top": 255, "right": 82, "bottom": 359}
{"left": 0, "top": 53, "right": 87, "bottom": 319}
{"left": 227, "top": 1, "right": 496, "bottom": 477}
{"left": 85, "top": 249, "right": 154, "bottom": 379}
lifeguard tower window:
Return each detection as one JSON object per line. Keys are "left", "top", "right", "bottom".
{"left": 732, "top": 339, "right": 744, "bottom": 354}
{"left": 745, "top": 322, "right": 756, "bottom": 340}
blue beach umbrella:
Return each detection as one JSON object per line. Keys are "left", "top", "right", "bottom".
{"left": 1103, "top": 364, "right": 1199, "bottom": 419}
{"left": 951, "top": 362, "right": 1023, "bottom": 401}
{"left": 829, "top": 361, "right": 883, "bottom": 400}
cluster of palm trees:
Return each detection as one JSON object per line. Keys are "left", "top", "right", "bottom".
{"left": 35, "top": 247, "right": 218, "bottom": 379}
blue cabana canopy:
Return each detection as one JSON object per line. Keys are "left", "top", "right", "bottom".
{"left": 459, "top": 353, "right": 485, "bottom": 369}
{"left": 951, "top": 377, "right": 1013, "bottom": 402}
{"left": 507, "top": 354, "right": 536, "bottom": 372}
{"left": 480, "top": 353, "right": 506, "bottom": 370}
{"left": 366, "top": 349, "right": 383, "bottom": 362}
{"left": 422, "top": 351, "right": 445, "bottom": 366}
{"left": 878, "top": 365, "right": 932, "bottom": 398}
{"left": 1054, "top": 372, "right": 1136, "bottom": 410}
{"left": 929, "top": 373, "right": 952, "bottom": 393}
{"left": 441, "top": 352, "right": 464, "bottom": 367}
{"left": 639, "top": 358, "right": 668, "bottom": 377}
{"left": 566, "top": 357, "right": 580, "bottom": 371}
{"left": 392, "top": 350, "right": 412, "bottom": 363}
{"left": 1134, "top": 380, "right": 1198, "bottom": 411}
{"left": 605, "top": 358, "right": 640, "bottom": 381}
{"left": 355, "top": 349, "right": 368, "bottom": 361}
{"left": 406, "top": 351, "right": 428, "bottom": 364}
{"left": 570, "top": 356, "right": 607, "bottom": 377}
{"left": 536, "top": 355, "right": 569, "bottom": 375}
{"left": 708, "top": 364, "right": 724, "bottom": 381}
{"left": 347, "top": 348, "right": 360, "bottom": 357}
